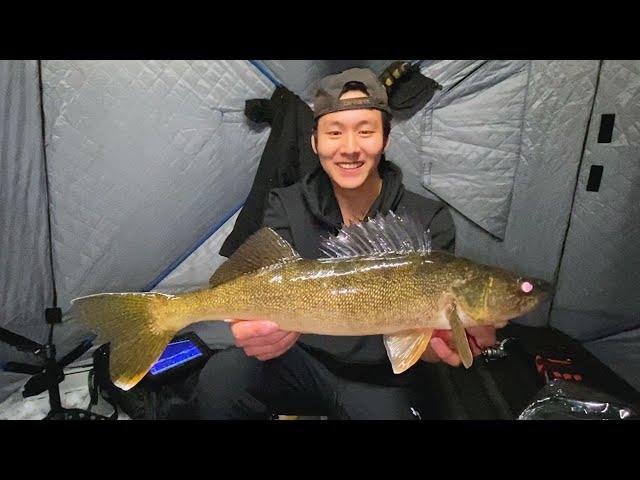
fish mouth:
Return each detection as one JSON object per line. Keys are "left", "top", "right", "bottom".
{"left": 521, "top": 277, "right": 554, "bottom": 300}
{"left": 534, "top": 279, "right": 554, "bottom": 299}
{"left": 519, "top": 280, "right": 554, "bottom": 314}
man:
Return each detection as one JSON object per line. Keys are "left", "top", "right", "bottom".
{"left": 195, "top": 67, "right": 496, "bottom": 419}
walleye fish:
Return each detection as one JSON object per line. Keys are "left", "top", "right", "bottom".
{"left": 71, "top": 212, "right": 551, "bottom": 391}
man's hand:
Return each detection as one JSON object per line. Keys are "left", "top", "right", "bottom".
{"left": 231, "top": 320, "right": 300, "bottom": 361}
{"left": 421, "top": 326, "right": 497, "bottom": 367}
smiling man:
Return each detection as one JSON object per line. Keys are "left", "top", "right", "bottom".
{"left": 195, "top": 67, "right": 497, "bottom": 420}
{"left": 312, "top": 81, "right": 390, "bottom": 226}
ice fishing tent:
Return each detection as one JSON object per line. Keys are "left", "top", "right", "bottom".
{"left": 1, "top": 60, "right": 639, "bottom": 415}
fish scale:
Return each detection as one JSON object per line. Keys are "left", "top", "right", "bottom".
{"left": 179, "top": 253, "right": 457, "bottom": 335}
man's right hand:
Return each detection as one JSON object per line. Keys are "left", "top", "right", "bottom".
{"left": 231, "top": 320, "right": 300, "bottom": 361}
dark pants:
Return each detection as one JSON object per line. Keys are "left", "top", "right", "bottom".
{"left": 195, "top": 344, "right": 432, "bottom": 420}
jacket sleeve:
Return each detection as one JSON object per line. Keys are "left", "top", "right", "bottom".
{"left": 429, "top": 205, "right": 456, "bottom": 254}
{"left": 261, "top": 189, "right": 295, "bottom": 247}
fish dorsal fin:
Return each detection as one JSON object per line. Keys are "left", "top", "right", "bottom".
{"left": 209, "top": 228, "right": 300, "bottom": 287}
{"left": 383, "top": 329, "right": 434, "bottom": 374}
{"left": 319, "top": 209, "right": 432, "bottom": 259}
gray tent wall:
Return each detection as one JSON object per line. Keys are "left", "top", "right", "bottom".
{"left": 41, "top": 60, "right": 273, "bottom": 311}
{"left": 0, "top": 60, "right": 275, "bottom": 402}
{"left": 0, "top": 61, "right": 55, "bottom": 400}
{"left": 1, "top": 59, "right": 638, "bottom": 404}
{"left": 550, "top": 61, "right": 640, "bottom": 382}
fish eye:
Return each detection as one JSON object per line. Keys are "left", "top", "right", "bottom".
{"left": 520, "top": 280, "right": 534, "bottom": 294}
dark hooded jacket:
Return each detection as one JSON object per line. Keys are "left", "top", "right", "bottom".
{"left": 219, "top": 86, "right": 319, "bottom": 258}
{"left": 262, "top": 159, "right": 456, "bottom": 378}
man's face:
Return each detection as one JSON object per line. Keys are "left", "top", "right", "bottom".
{"left": 312, "top": 92, "right": 387, "bottom": 191}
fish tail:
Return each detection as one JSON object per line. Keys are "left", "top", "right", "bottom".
{"left": 70, "top": 292, "right": 182, "bottom": 391}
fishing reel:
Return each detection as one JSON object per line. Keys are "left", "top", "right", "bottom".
{"left": 481, "top": 338, "right": 517, "bottom": 362}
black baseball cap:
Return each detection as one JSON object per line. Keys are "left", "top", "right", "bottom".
{"left": 313, "top": 67, "right": 392, "bottom": 119}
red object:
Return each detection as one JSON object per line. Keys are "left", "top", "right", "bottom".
{"left": 535, "top": 354, "right": 583, "bottom": 383}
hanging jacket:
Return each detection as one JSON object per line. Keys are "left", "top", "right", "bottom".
{"left": 219, "top": 86, "right": 319, "bottom": 257}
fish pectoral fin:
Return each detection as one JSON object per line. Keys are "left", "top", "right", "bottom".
{"left": 383, "top": 329, "right": 434, "bottom": 374}
{"left": 447, "top": 307, "right": 474, "bottom": 369}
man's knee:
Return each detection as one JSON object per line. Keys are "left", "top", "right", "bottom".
{"left": 196, "top": 347, "right": 269, "bottom": 419}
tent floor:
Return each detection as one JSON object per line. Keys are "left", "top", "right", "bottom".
{"left": 0, "top": 367, "right": 128, "bottom": 420}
